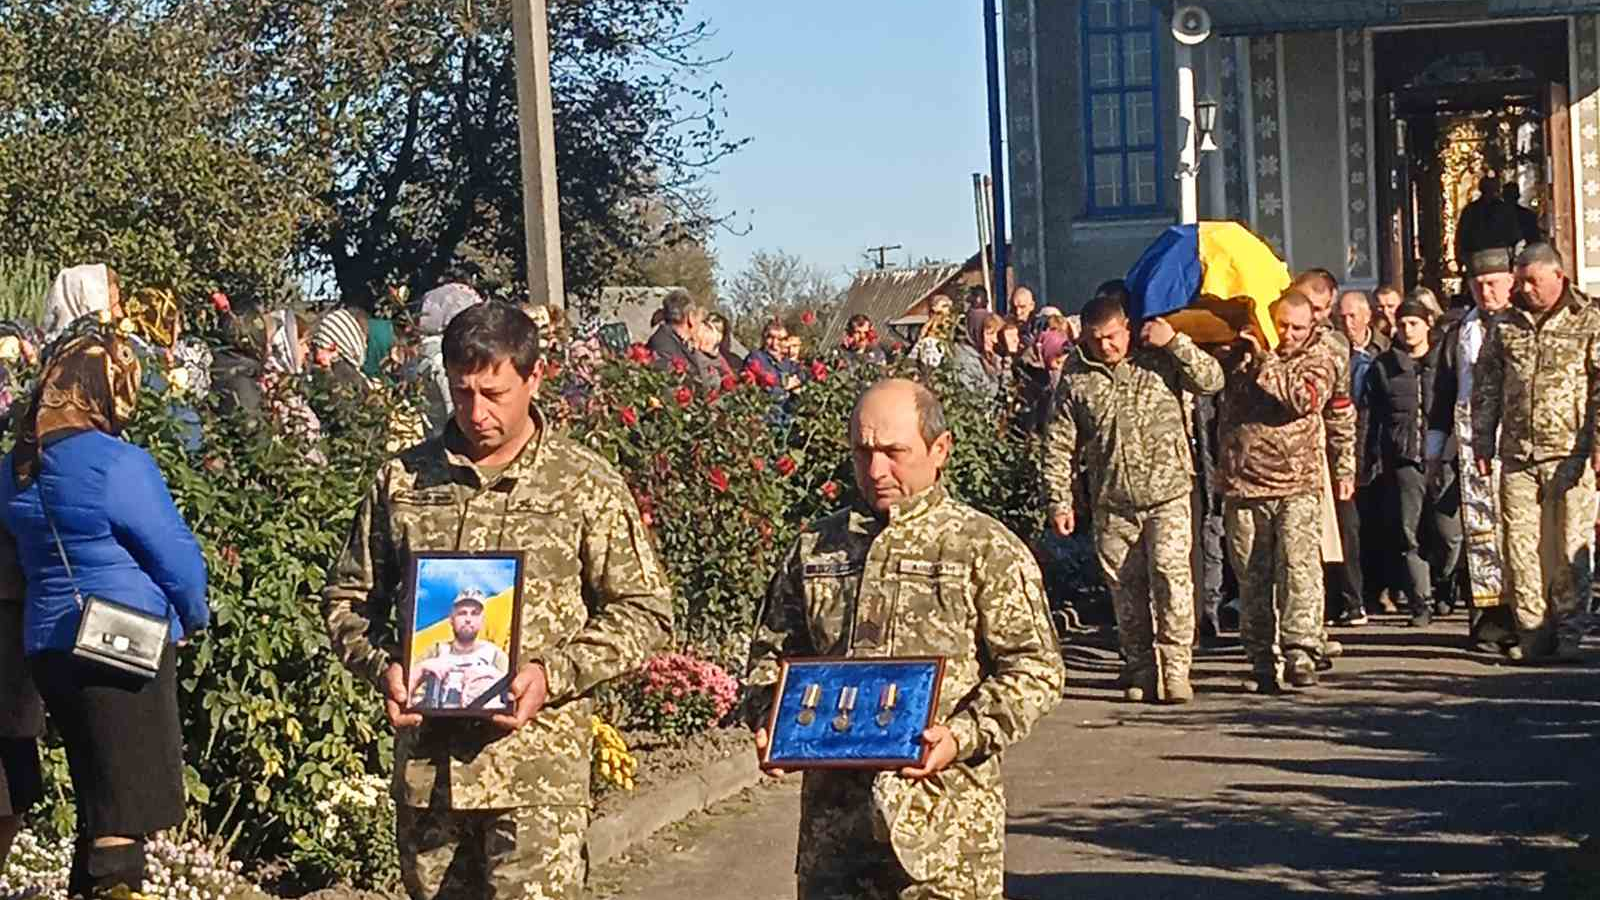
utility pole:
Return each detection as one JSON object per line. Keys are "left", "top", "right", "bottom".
{"left": 510, "top": 0, "right": 565, "bottom": 309}
{"left": 866, "top": 245, "right": 903, "bottom": 270}
{"left": 982, "top": 0, "right": 1009, "bottom": 314}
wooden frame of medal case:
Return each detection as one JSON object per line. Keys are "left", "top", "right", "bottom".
{"left": 760, "top": 656, "right": 947, "bottom": 771}
{"left": 401, "top": 550, "right": 526, "bottom": 719}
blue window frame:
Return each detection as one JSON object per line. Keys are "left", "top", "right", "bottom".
{"left": 1081, "top": 0, "right": 1163, "bottom": 216}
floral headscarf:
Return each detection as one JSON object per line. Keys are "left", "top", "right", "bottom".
{"left": 417, "top": 284, "right": 480, "bottom": 337}
{"left": 123, "top": 287, "right": 182, "bottom": 350}
{"left": 41, "top": 265, "right": 115, "bottom": 341}
{"left": 12, "top": 320, "right": 142, "bottom": 487}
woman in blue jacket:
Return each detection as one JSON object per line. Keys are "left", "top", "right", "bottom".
{"left": 0, "top": 320, "right": 208, "bottom": 899}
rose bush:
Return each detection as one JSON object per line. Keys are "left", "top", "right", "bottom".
{"left": 7, "top": 329, "right": 1052, "bottom": 890}
{"left": 618, "top": 653, "right": 740, "bottom": 739}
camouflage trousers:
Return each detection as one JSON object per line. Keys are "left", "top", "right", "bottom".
{"left": 1094, "top": 495, "right": 1196, "bottom": 684}
{"left": 795, "top": 770, "right": 1003, "bottom": 900}
{"left": 1501, "top": 457, "right": 1597, "bottom": 644}
{"left": 1224, "top": 494, "right": 1325, "bottom": 674}
{"left": 397, "top": 804, "right": 587, "bottom": 900}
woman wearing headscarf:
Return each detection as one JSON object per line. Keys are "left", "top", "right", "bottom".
{"left": 122, "top": 288, "right": 207, "bottom": 452}
{"left": 410, "top": 284, "right": 480, "bottom": 439}
{"left": 950, "top": 308, "right": 1004, "bottom": 400}
{"left": 911, "top": 294, "right": 957, "bottom": 368}
{"left": 0, "top": 321, "right": 208, "bottom": 899}
{"left": 42, "top": 265, "right": 123, "bottom": 342}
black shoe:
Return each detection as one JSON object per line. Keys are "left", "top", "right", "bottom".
{"left": 1335, "top": 609, "right": 1369, "bottom": 627}
{"left": 1409, "top": 608, "right": 1432, "bottom": 628}
{"left": 1314, "top": 654, "right": 1334, "bottom": 672}
{"left": 1433, "top": 599, "right": 1454, "bottom": 617}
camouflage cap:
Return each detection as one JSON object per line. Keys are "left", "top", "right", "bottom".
{"left": 1468, "top": 247, "right": 1515, "bottom": 276}
{"left": 452, "top": 588, "right": 487, "bottom": 610}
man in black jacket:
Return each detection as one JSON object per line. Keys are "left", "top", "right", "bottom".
{"left": 645, "top": 289, "right": 701, "bottom": 373}
{"left": 1369, "top": 300, "right": 1462, "bottom": 627}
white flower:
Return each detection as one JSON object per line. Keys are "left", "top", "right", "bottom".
{"left": 1254, "top": 77, "right": 1276, "bottom": 101}
{"left": 1347, "top": 87, "right": 1364, "bottom": 103}
{"left": 1584, "top": 122, "right": 1598, "bottom": 142}
{"left": 1352, "top": 198, "right": 1367, "bottom": 214}
{"left": 1586, "top": 179, "right": 1600, "bottom": 198}
{"left": 1256, "top": 116, "right": 1278, "bottom": 140}
{"left": 1586, "top": 151, "right": 1599, "bottom": 169}
{"left": 1351, "top": 170, "right": 1365, "bottom": 186}
{"left": 1349, "top": 114, "right": 1364, "bottom": 132}
{"left": 1585, "top": 208, "right": 1600, "bottom": 224}
{"left": 1588, "top": 234, "right": 1600, "bottom": 252}
{"left": 1258, "top": 154, "right": 1280, "bottom": 177}
{"left": 1258, "top": 191, "right": 1283, "bottom": 216}
{"left": 1350, "top": 142, "right": 1366, "bottom": 159}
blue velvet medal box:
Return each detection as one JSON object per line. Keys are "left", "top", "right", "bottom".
{"left": 762, "top": 657, "right": 946, "bottom": 771}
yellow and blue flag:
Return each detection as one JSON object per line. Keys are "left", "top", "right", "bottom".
{"left": 1125, "top": 221, "right": 1288, "bottom": 348}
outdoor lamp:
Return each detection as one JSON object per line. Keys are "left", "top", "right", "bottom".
{"left": 1196, "top": 99, "right": 1219, "bottom": 153}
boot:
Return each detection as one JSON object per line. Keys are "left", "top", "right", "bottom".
{"left": 1161, "top": 673, "right": 1194, "bottom": 704}
{"left": 1244, "top": 660, "right": 1283, "bottom": 695}
{"left": 1408, "top": 596, "right": 1432, "bottom": 628}
{"left": 1122, "top": 668, "right": 1157, "bottom": 703}
{"left": 1286, "top": 652, "right": 1318, "bottom": 687}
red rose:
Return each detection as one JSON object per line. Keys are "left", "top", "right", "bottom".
{"left": 760, "top": 370, "right": 779, "bottom": 389}
{"left": 671, "top": 357, "right": 689, "bottom": 375}
{"left": 810, "top": 360, "right": 828, "bottom": 381}
{"left": 674, "top": 386, "right": 693, "bottom": 408}
{"left": 626, "top": 344, "right": 654, "bottom": 365}
{"left": 741, "top": 369, "right": 757, "bottom": 386}
{"left": 619, "top": 406, "right": 639, "bottom": 427}
{"left": 776, "top": 456, "right": 797, "bottom": 477}
{"left": 706, "top": 388, "right": 721, "bottom": 404}
{"left": 800, "top": 310, "right": 817, "bottom": 326}
{"left": 821, "top": 480, "right": 840, "bottom": 500}
{"left": 891, "top": 342, "right": 906, "bottom": 354}
{"left": 720, "top": 373, "right": 738, "bottom": 392}
{"left": 708, "top": 467, "right": 730, "bottom": 493}
{"left": 210, "top": 291, "right": 231, "bottom": 313}
{"left": 751, "top": 457, "right": 766, "bottom": 472}
{"left": 866, "top": 328, "right": 879, "bottom": 344}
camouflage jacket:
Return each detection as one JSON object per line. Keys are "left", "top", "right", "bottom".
{"left": 1308, "top": 326, "right": 1358, "bottom": 484}
{"left": 742, "top": 482, "right": 1064, "bottom": 878}
{"left": 1217, "top": 343, "right": 1340, "bottom": 499}
{"left": 1043, "top": 334, "right": 1223, "bottom": 515}
{"left": 1471, "top": 284, "right": 1600, "bottom": 466}
{"left": 322, "top": 407, "right": 673, "bottom": 810}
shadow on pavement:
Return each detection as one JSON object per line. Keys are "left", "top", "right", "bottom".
{"left": 1015, "top": 629, "right": 1600, "bottom": 898}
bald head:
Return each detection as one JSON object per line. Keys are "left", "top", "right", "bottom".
{"left": 851, "top": 379, "right": 952, "bottom": 512}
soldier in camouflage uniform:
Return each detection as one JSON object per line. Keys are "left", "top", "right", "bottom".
{"left": 743, "top": 379, "right": 1064, "bottom": 900}
{"left": 1217, "top": 291, "right": 1340, "bottom": 691}
{"left": 1293, "top": 269, "right": 1358, "bottom": 666}
{"left": 322, "top": 303, "right": 673, "bottom": 900}
{"left": 1471, "top": 242, "right": 1600, "bottom": 662}
{"left": 1043, "top": 297, "right": 1223, "bottom": 703}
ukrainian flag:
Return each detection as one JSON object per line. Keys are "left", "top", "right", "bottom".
{"left": 1125, "top": 221, "right": 1288, "bottom": 348}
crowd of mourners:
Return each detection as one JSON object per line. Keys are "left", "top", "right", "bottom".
{"left": 0, "top": 231, "right": 1595, "bottom": 898}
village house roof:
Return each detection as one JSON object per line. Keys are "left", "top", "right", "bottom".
{"left": 819, "top": 262, "right": 966, "bottom": 350}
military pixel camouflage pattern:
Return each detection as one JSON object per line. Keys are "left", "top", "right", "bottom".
{"left": 1216, "top": 344, "right": 1340, "bottom": 500}
{"left": 1094, "top": 495, "right": 1196, "bottom": 688}
{"left": 397, "top": 804, "right": 588, "bottom": 900}
{"left": 1500, "top": 457, "right": 1597, "bottom": 644}
{"left": 1043, "top": 333, "right": 1224, "bottom": 515}
{"left": 1471, "top": 284, "right": 1600, "bottom": 467}
{"left": 322, "top": 406, "right": 673, "bottom": 811}
{"left": 743, "top": 482, "right": 1064, "bottom": 899}
{"left": 1308, "top": 326, "right": 1358, "bottom": 485}
{"left": 1225, "top": 494, "right": 1325, "bottom": 674}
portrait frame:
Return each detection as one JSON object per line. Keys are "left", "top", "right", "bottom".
{"left": 401, "top": 551, "right": 525, "bottom": 719}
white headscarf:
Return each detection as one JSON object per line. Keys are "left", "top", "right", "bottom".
{"left": 267, "top": 310, "right": 302, "bottom": 375}
{"left": 42, "top": 264, "right": 113, "bottom": 340}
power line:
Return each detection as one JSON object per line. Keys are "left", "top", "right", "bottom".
{"left": 865, "top": 244, "right": 903, "bottom": 270}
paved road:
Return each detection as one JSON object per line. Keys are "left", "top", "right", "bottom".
{"left": 592, "top": 618, "right": 1599, "bottom": 898}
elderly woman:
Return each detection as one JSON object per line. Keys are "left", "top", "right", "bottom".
{"left": 412, "top": 284, "right": 480, "bottom": 438}
{"left": 42, "top": 265, "right": 123, "bottom": 341}
{"left": 0, "top": 321, "right": 208, "bottom": 898}
{"left": 950, "top": 309, "right": 1004, "bottom": 400}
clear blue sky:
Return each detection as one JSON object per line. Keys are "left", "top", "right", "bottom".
{"left": 686, "top": 0, "right": 1003, "bottom": 287}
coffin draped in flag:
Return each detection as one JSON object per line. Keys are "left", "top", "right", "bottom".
{"left": 1125, "top": 221, "right": 1288, "bottom": 348}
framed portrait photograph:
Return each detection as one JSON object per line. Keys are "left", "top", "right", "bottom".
{"left": 402, "top": 551, "right": 525, "bottom": 718}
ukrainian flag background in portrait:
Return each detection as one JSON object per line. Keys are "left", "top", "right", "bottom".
{"left": 407, "top": 556, "right": 520, "bottom": 673}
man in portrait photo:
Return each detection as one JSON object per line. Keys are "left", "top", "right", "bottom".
{"left": 409, "top": 589, "right": 511, "bottom": 711}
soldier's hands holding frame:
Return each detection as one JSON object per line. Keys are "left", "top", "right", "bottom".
{"left": 491, "top": 662, "right": 549, "bottom": 731}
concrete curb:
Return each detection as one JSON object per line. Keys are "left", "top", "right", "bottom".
{"left": 586, "top": 751, "right": 764, "bottom": 866}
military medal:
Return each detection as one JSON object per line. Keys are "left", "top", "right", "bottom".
{"left": 832, "top": 686, "right": 858, "bottom": 732}
{"left": 875, "top": 683, "right": 899, "bottom": 727}
{"left": 796, "top": 683, "right": 821, "bottom": 726}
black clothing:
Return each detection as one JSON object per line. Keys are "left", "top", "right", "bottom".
{"left": 1369, "top": 344, "right": 1445, "bottom": 468}
{"left": 209, "top": 350, "right": 265, "bottom": 419}
{"left": 0, "top": 737, "right": 41, "bottom": 816}
{"left": 1455, "top": 196, "right": 1522, "bottom": 265}
{"left": 646, "top": 324, "right": 695, "bottom": 373}
{"left": 31, "top": 646, "right": 184, "bottom": 839}
{"left": 1327, "top": 497, "right": 1365, "bottom": 619}
{"left": 1513, "top": 203, "right": 1543, "bottom": 245}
